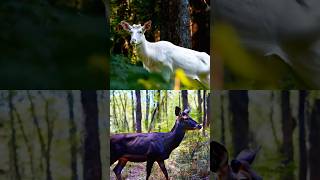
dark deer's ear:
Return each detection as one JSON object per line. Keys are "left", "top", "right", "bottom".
{"left": 143, "top": 20, "right": 152, "bottom": 31}
{"left": 120, "top": 21, "right": 131, "bottom": 31}
{"left": 175, "top": 106, "right": 181, "bottom": 116}
{"left": 211, "top": 141, "right": 229, "bottom": 173}
{"left": 183, "top": 107, "right": 190, "bottom": 114}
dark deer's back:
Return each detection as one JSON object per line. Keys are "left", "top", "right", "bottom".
{"left": 111, "top": 132, "right": 174, "bottom": 164}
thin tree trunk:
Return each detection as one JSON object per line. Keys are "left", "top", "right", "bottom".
{"left": 203, "top": 90, "right": 207, "bottom": 126}
{"left": 149, "top": 103, "right": 159, "bottom": 133}
{"left": 145, "top": 90, "right": 150, "bottom": 131}
{"left": 13, "top": 107, "right": 35, "bottom": 180}
{"left": 135, "top": 90, "right": 142, "bottom": 133}
{"left": 207, "top": 92, "right": 211, "bottom": 127}
{"left": 160, "top": 0, "right": 179, "bottom": 44}
{"left": 119, "top": 92, "right": 129, "bottom": 132}
{"left": 179, "top": 0, "right": 191, "bottom": 48}
{"left": 165, "top": 91, "right": 168, "bottom": 130}
{"left": 309, "top": 99, "right": 320, "bottom": 179}
{"left": 229, "top": 90, "right": 249, "bottom": 157}
{"left": 112, "top": 91, "right": 119, "bottom": 130}
{"left": 8, "top": 91, "right": 21, "bottom": 180}
{"left": 67, "top": 91, "right": 78, "bottom": 180}
{"left": 269, "top": 92, "right": 280, "bottom": 151}
{"left": 157, "top": 90, "right": 161, "bottom": 132}
{"left": 220, "top": 94, "right": 225, "bottom": 144}
{"left": 27, "top": 91, "right": 46, "bottom": 173}
{"left": 81, "top": 91, "right": 102, "bottom": 180}
{"left": 202, "top": 90, "right": 207, "bottom": 136}
{"left": 39, "top": 92, "right": 53, "bottom": 180}
{"left": 280, "top": 90, "right": 295, "bottom": 180}
{"left": 131, "top": 91, "right": 135, "bottom": 132}
{"left": 197, "top": 90, "right": 202, "bottom": 123}
{"left": 298, "top": 91, "right": 307, "bottom": 180}
{"left": 182, "top": 90, "right": 188, "bottom": 110}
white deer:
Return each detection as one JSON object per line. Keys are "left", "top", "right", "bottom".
{"left": 120, "top": 20, "right": 210, "bottom": 86}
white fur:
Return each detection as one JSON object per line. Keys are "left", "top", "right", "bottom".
{"left": 215, "top": 0, "right": 320, "bottom": 87}
{"left": 121, "top": 21, "right": 210, "bottom": 86}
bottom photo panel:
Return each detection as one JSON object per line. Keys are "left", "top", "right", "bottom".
{"left": 211, "top": 90, "right": 320, "bottom": 180}
{"left": 110, "top": 90, "right": 210, "bottom": 180}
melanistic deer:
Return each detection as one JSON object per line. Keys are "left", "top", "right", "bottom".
{"left": 211, "top": 141, "right": 262, "bottom": 180}
{"left": 110, "top": 106, "right": 202, "bottom": 180}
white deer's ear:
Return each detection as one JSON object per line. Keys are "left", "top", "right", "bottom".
{"left": 143, "top": 20, "right": 152, "bottom": 32}
{"left": 120, "top": 21, "right": 132, "bottom": 31}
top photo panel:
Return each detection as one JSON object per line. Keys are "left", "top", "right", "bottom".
{"left": 110, "top": 0, "right": 211, "bottom": 90}
{"left": 213, "top": 0, "right": 320, "bottom": 89}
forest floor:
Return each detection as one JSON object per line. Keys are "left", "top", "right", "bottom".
{"left": 110, "top": 159, "right": 209, "bottom": 180}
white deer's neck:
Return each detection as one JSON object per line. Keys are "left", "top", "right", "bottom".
{"left": 134, "top": 37, "right": 165, "bottom": 73}
{"left": 135, "top": 37, "right": 150, "bottom": 56}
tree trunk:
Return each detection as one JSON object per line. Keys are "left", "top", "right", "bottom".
{"left": 131, "top": 91, "right": 135, "bottom": 132}
{"left": 135, "top": 90, "right": 142, "bottom": 133}
{"left": 67, "top": 91, "right": 78, "bottom": 180}
{"left": 179, "top": 0, "right": 191, "bottom": 48}
{"left": 165, "top": 91, "right": 168, "bottom": 129}
{"left": 189, "top": 0, "right": 210, "bottom": 53}
{"left": 202, "top": 90, "right": 207, "bottom": 136}
{"left": 119, "top": 92, "right": 129, "bottom": 132}
{"left": 27, "top": 91, "right": 46, "bottom": 173}
{"left": 37, "top": 92, "right": 54, "bottom": 180}
{"left": 220, "top": 94, "right": 225, "bottom": 144}
{"left": 298, "top": 91, "right": 307, "bottom": 180}
{"left": 280, "top": 91, "right": 295, "bottom": 180}
{"left": 13, "top": 106, "right": 35, "bottom": 180}
{"left": 197, "top": 90, "right": 202, "bottom": 123}
{"left": 8, "top": 91, "right": 21, "bottom": 180}
{"left": 42, "top": 95, "right": 53, "bottom": 180}
{"left": 160, "top": 0, "right": 180, "bottom": 44}
{"left": 157, "top": 90, "right": 161, "bottom": 132}
{"left": 81, "top": 91, "right": 102, "bottom": 180}
{"left": 309, "top": 99, "right": 320, "bottom": 179}
{"left": 229, "top": 90, "right": 249, "bottom": 157}
{"left": 269, "top": 92, "right": 280, "bottom": 151}
{"left": 112, "top": 91, "right": 119, "bottom": 130}
{"left": 182, "top": 90, "right": 189, "bottom": 110}
{"left": 145, "top": 90, "right": 150, "bottom": 131}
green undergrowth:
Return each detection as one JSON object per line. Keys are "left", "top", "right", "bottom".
{"left": 0, "top": 1, "right": 108, "bottom": 88}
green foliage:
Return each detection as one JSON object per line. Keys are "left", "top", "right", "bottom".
{"left": 0, "top": 1, "right": 107, "bottom": 88}
{"left": 110, "top": 55, "right": 170, "bottom": 89}
{"left": 214, "top": 23, "right": 308, "bottom": 89}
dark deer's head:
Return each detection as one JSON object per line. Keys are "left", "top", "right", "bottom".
{"left": 211, "top": 141, "right": 263, "bottom": 180}
{"left": 175, "top": 106, "right": 202, "bottom": 130}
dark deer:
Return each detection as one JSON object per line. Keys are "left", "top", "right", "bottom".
{"left": 110, "top": 106, "right": 202, "bottom": 180}
{"left": 211, "top": 141, "right": 262, "bottom": 180}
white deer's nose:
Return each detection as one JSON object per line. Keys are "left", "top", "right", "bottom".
{"left": 130, "top": 39, "right": 137, "bottom": 44}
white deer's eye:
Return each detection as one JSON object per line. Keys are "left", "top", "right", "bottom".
{"left": 139, "top": 31, "right": 142, "bottom": 34}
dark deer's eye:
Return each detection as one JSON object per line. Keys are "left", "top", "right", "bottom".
{"left": 139, "top": 31, "right": 142, "bottom": 33}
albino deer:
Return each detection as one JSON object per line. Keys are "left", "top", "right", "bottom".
{"left": 120, "top": 20, "right": 210, "bottom": 86}
{"left": 211, "top": 141, "right": 262, "bottom": 180}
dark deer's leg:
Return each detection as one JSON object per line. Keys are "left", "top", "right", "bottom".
{"left": 146, "top": 160, "right": 154, "bottom": 180}
{"left": 113, "top": 159, "right": 127, "bottom": 180}
{"left": 157, "top": 160, "right": 169, "bottom": 180}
